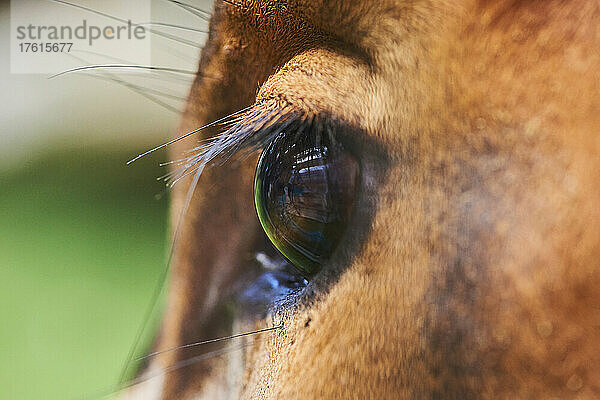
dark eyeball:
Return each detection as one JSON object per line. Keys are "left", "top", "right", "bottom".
{"left": 254, "top": 129, "right": 359, "bottom": 278}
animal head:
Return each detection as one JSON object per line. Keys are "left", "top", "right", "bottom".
{"left": 125, "top": 1, "right": 600, "bottom": 398}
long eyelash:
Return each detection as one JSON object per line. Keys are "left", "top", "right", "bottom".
{"left": 163, "top": 103, "right": 302, "bottom": 187}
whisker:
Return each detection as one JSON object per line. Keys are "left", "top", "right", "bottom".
{"left": 48, "top": 64, "right": 199, "bottom": 79}
{"left": 126, "top": 105, "right": 254, "bottom": 165}
{"left": 137, "top": 21, "right": 208, "bottom": 33}
{"left": 112, "top": 81, "right": 187, "bottom": 101}
{"left": 152, "top": 40, "right": 201, "bottom": 65}
{"left": 116, "top": 164, "right": 205, "bottom": 384}
{"left": 154, "top": 342, "right": 251, "bottom": 377}
{"left": 81, "top": 342, "right": 253, "bottom": 400}
{"left": 83, "top": 73, "right": 184, "bottom": 113}
{"left": 145, "top": 29, "right": 203, "bottom": 49}
{"left": 70, "top": 49, "right": 198, "bottom": 83}
{"left": 70, "top": 49, "right": 132, "bottom": 65}
{"left": 64, "top": 54, "right": 184, "bottom": 112}
{"left": 63, "top": 54, "right": 194, "bottom": 83}
{"left": 222, "top": 0, "right": 244, "bottom": 7}
{"left": 129, "top": 87, "right": 187, "bottom": 102}
{"left": 49, "top": 0, "right": 204, "bottom": 48}
{"left": 135, "top": 325, "right": 283, "bottom": 362}
{"left": 83, "top": 72, "right": 189, "bottom": 101}
{"left": 165, "top": 0, "right": 212, "bottom": 21}
{"left": 104, "top": 71, "right": 195, "bottom": 84}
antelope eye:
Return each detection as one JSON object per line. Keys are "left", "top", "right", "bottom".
{"left": 254, "top": 128, "right": 359, "bottom": 278}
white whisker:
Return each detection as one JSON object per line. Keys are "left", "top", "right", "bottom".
{"left": 116, "top": 163, "right": 204, "bottom": 384}
{"left": 81, "top": 342, "right": 254, "bottom": 400}
{"left": 49, "top": 0, "right": 204, "bottom": 48}
{"left": 137, "top": 21, "right": 208, "bottom": 33}
{"left": 48, "top": 64, "right": 199, "bottom": 79}
{"left": 135, "top": 325, "right": 283, "bottom": 362}
{"left": 165, "top": 0, "right": 212, "bottom": 21}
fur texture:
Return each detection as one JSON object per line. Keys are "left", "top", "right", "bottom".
{"left": 126, "top": 1, "right": 600, "bottom": 398}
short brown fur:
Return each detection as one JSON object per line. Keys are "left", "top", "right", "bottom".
{"left": 124, "top": 1, "right": 600, "bottom": 399}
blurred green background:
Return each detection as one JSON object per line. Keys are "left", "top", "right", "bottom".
{"left": 0, "top": 0, "right": 213, "bottom": 398}
{"left": 0, "top": 147, "right": 169, "bottom": 399}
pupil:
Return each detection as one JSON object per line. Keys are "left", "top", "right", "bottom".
{"left": 254, "top": 131, "right": 358, "bottom": 278}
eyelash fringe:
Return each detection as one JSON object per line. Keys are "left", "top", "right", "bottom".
{"left": 162, "top": 102, "right": 308, "bottom": 186}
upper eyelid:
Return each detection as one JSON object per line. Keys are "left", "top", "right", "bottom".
{"left": 221, "top": 1, "right": 374, "bottom": 67}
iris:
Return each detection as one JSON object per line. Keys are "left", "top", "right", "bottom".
{"left": 254, "top": 129, "right": 359, "bottom": 278}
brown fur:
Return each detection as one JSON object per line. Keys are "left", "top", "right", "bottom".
{"left": 126, "top": 1, "right": 600, "bottom": 398}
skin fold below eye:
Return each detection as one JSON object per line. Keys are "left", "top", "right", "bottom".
{"left": 254, "top": 128, "right": 359, "bottom": 278}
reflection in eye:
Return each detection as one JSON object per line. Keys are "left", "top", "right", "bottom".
{"left": 254, "top": 127, "right": 359, "bottom": 278}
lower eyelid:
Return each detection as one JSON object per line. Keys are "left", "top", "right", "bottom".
{"left": 237, "top": 251, "right": 307, "bottom": 316}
